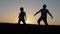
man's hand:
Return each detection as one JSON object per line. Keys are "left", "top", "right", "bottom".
{"left": 51, "top": 16, "right": 53, "bottom": 19}
{"left": 34, "top": 14, "right": 36, "bottom": 16}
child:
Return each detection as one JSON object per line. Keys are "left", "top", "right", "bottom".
{"left": 18, "top": 7, "right": 27, "bottom": 24}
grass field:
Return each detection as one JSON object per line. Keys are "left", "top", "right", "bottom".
{"left": 0, "top": 22, "right": 60, "bottom": 33}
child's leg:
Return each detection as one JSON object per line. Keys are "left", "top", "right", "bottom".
{"left": 22, "top": 20, "right": 26, "bottom": 24}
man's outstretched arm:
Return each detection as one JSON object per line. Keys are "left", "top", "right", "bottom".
{"left": 48, "top": 11, "right": 53, "bottom": 19}
{"left": 34, "top": 10, "right": 41, "bottom": 16}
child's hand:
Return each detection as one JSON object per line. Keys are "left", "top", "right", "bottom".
{"left": 25, "top": 17, "right": 27, "bottom": 21}
{"left": 25, "top": 18, "right": 27, "bottom": 21}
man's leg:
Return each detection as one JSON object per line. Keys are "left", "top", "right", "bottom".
{"left": 43, "top": 18, "right": 48, "bottom": 26}
{"left": 37, "top": 17, "right": 42, "bottom": 25}
{"left": 43, "top": 18, "right": 48, "bottom": 31}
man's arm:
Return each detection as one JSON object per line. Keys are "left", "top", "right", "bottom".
{"left": 47, "top": 10, "right": 53, "bottom": 19}
{"left": 34, "top": 10, "right": 41, "bottom": 16}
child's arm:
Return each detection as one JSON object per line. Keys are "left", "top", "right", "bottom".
{"left": 24, "top": 12, "right": 27, "bottom": 20}
{"left": 18, "top": 13, "right": 20, "bottom": 18}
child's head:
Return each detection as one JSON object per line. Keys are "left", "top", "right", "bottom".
{"left": 20, "top": 7, "right": 24, "bottom": 11}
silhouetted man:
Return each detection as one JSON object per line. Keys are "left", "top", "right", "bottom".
{"left": 18, "top": 7, "right": 27, "bottom": 24}
{"left": 34, "top": 4, "right": 53, "bottom": 26}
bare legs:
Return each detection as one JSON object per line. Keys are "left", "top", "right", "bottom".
{"left": 18, "top": 19, "right": 26, "bottom": 24}
{"left": 37, "top": 17, "right": 48, "bottom": 26}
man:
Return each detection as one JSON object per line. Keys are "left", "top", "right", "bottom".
{"left": 34, "top": 4, "right": 53, "bottom": 26}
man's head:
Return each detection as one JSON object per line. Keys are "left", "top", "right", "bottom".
{"left": 20, "top": 7, "right": 24, "bottom": 11}
{"left": 43, "top": 4, "right": 47, "bottom": 9}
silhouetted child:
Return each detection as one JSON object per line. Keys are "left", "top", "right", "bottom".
{"left": 34, "top": 4, "right": 53, "bottom": 26}
{"left": 18, "top": 7, "right": 27, "bottom": 24}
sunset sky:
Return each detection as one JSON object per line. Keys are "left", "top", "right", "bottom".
{"left": 0, "top": 0, "right": 60, "bottom": 25}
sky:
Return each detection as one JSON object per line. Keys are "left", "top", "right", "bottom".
{"left": 0, "top": 0, "right": 60, "bottom": 25}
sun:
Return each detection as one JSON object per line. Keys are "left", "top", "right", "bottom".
{"left": 20, "top": 19, "right": 30, "bottom": 24}
{"left": 26, "top": 21, "right": 30, "bottom": 24}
